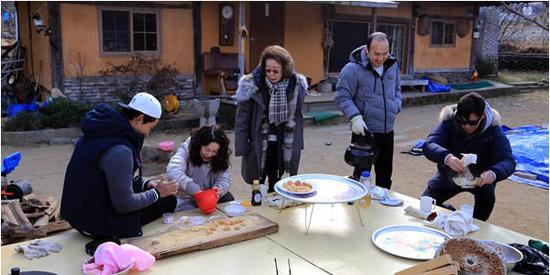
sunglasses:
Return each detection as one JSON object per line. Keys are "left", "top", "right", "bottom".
{"left": 265, "top": 69, "right": 280, "bottom": 74}
{"left": 457, "top": 116, "right": 482, "bottom": 126}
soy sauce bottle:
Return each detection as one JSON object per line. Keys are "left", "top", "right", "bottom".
{"left": 251, "top": 179, "right": 262, "bottom": 206}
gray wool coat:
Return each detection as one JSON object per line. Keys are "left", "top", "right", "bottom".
{"left": 234, "top": 71, "right": 308, "bottom": 184}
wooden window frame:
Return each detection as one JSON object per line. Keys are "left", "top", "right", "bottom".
{"left": 429, "top": 20, "right": 456, "bottom": 48}
{"left": 97, "top": 6, "right": 162, "bottom": 57}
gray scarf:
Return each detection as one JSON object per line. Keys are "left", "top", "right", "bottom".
{"left": 259, "top": 76, "right": 299, "bottom": 174}
{"left": 265, "top": 77, "right": 290, "bottom": 125}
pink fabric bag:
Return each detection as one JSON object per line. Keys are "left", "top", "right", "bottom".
{"left": 83, "top": 242, "right": 155, "bottom": 275}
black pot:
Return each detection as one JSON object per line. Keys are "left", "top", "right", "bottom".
{"left": 344, "top": 131, "right": 378, "bottom": 172}
{"left": 344, "top": 143, "right": 378, "bottom": 173}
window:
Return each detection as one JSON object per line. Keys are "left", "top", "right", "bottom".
{"left": 100, "top": 8, "right": 159, "bottom": 54}
{"left": 102, "top": 11, "right": 130, "bottom": 52}
{"left": 132, "top": 13, "right": 157, "bottom": 51}
{"left": 430, "top": 20, "right": 455, "bottom": 47}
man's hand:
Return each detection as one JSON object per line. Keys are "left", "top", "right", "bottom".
{"left": 156, "top": 179, "right": 178, "bottom": 198}
{"left": 146, "top": 180, "right": 159, "bottom": 190}
{"left": 446, "top": 155, "right": 466, "bottom": 173}
{"left": 477, "top": 171, "right": 496, "bottom": 187}
{"left": 351, "top": 116, "right": 368, "bottom": 136}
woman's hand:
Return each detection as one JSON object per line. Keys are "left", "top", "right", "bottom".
{"left": 213, "top": 187, "right": 223, "bottom": 199}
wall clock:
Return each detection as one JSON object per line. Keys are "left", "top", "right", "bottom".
{"left": 219, "top": 4, "right": 234, "bottom": 46}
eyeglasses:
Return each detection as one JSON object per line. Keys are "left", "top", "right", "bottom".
{"left": 265, "top": 69, "right": 280, "bottom": 74}
{"left": 457, "top": 116, "right": 482, "bottom": 126}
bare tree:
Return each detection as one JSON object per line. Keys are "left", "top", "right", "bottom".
{"left": 499, "top": 11, "right": 526, "bottom": 43}
{"left": 501, "top": 1, "right": 548, "bottom": 31}
{"left": 68, "top": 53, "right": 86, "bottom": 100}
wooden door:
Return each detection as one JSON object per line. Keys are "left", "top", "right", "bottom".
{"left": 378, "top": 23, "right": 408, "bottom": 73}
{"left": 249, "top": 2, "right": 284, "bottom": 70}
{"left": 329, "top": 21, "right": 370, "bottom": 73}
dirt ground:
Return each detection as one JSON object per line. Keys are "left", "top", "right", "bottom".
{"left": 2, "top": 90, "right": 548, "bottom": 241}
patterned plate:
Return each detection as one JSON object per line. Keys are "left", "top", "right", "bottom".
{"left": 372, "top": 224, "right": 451, "bottom": 260}
{"left": 274, "top": 174, "right": 367, "bottom": 204}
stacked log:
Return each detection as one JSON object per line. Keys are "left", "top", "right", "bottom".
{"left": 1, "top": 194, "right": 71, "bottom": 245}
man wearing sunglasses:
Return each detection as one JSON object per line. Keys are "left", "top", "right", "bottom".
{"left": 421, "top": 92, "right": 516, "bottom": 221}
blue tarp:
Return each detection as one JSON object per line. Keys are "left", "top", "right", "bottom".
{"left": 424, "top": 77, "right": 452, "bottom": 93}
{"left": 503, "top": 125, "right": 549, "bottom": 189}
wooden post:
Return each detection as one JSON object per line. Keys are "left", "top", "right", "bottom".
{"left": 408, "top": 3, "right": 419, "bottom": 75}
{"left": 193, "top": 2, "right": 202, "bottom": 95}
{"left": 48, "top": 2, "right": 64, "bottom": 89}
{"left": 372, "top": 8, "right": 377, "bottom": 32}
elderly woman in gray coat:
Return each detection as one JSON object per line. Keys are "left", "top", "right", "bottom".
{"left": 235, "top": 45, "right": 308, "bottom": 192}
{"left": 167, "top": 126, "right": 234, "bottom": 211}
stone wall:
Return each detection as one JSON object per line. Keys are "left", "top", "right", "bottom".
{"left": 478, "top": 7, "right": 500, "bottom": 62}
{"left": 413, "top": 70, "right": 471, "bottom": 83}
{"left": 63, "top": 75, "right": 195, "bottom": 104}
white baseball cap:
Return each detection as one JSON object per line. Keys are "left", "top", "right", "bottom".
{"left": 118, "top": 92, "right": 162, "bottom": 119}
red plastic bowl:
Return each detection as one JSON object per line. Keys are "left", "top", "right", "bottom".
{"left": 194, "top": 189, "right": 217, "bottom": 214}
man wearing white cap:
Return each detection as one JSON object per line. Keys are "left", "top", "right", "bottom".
{"left": 61, "top": 93, "right": 178, "bottom": 245}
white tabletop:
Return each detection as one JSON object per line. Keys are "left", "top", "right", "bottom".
{"left": 2, "top": 192, "right": 533, "bottom": 275}
{"left": 250, "top": 191, "right": 531, "bottom": 275}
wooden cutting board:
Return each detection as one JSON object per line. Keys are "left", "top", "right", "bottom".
{"left": 125, "top": 213, "right": 278, "bottom": 259}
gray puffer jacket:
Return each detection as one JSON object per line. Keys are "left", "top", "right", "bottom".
{"left": 335, "top": 45, "right": 402, "bottom": 133}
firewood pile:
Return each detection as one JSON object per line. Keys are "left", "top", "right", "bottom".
{"left": 1, "top": 194, "right": 72, "bottom": 245}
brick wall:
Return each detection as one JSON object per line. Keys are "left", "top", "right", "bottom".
{"left": 63, "top": 75, "right": 195, "bottom": 104}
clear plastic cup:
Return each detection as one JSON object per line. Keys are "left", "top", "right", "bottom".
{"left": 163, "top": 213, "right": 174, "bottom": 224}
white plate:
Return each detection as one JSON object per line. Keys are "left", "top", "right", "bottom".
{"left": 372, "top": 224, "right": 450, "bottom": 260}
{"left": 276, "top": 180, "right": 317, "bottom": 195}
{"left": 224, "top": 204, "right": 246, "bottom": 217}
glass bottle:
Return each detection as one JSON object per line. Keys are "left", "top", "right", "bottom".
{"left": 251, "top": 179, "right": 262, "bottom": 206}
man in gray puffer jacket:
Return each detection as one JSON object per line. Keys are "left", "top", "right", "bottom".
{"left": 335, "top": 32, "right": 402, "bottom": 189}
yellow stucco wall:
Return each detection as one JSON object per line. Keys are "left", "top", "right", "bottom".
{"left": 413, "top": 3, "right": 473, "bottom": 70}
{"left": 160, "top": 9, "right": 194, "bottom": 73}
{"left": 200, "top": 2, "right": 239, "bottom": 55}
{"left": 60, "top": 3, "right": 194, "bottom": 78}
{"left": 284, "top": 2, "right": 324, "bottom": 84}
